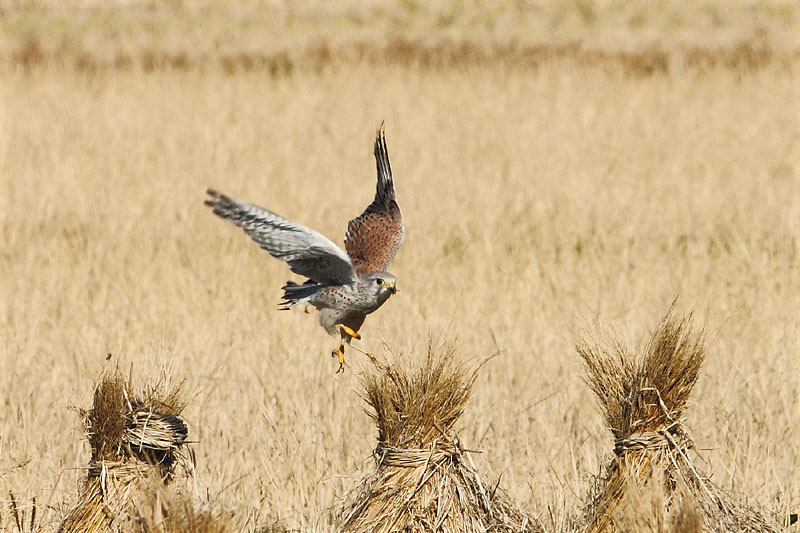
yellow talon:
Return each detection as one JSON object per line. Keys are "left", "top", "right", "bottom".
{"left": 341, "top": 325, "right": 361, "bottom": 340}
{"left": 332, "top": 340, "right": 346, "bottom": 373}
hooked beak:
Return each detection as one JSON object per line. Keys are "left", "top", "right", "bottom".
{"left": 386, "top": 281, "right": 397, "bottom": 294}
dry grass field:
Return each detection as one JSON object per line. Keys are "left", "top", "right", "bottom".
{"left": 1, "top": 1, "right": 799, "bottom": 531}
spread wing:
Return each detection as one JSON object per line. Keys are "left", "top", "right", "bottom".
{"left": 344, "top": 125, "right": 405, "bottom": 276}
{"left": 205, "top": 189, "right": 357, "bottom": 286}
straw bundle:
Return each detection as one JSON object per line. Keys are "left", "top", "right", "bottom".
{"left": 58, "top": 372, "right": 191, "bottom": 533}
{"left": 577, "top": 308, "right": 781, "bottom": 533}
{"left": 336, "top": 346, "right": 539, "bottom": 533}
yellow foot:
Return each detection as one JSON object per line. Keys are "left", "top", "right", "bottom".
{"left": 332, "top": 344, "right": 346, "bottom": 373}
{"left": 340, "top": 325, "right": 361, "bottom": 340}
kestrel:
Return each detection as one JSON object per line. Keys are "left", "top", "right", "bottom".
{"left": 205, "top": 125, "right": 404, "bottom": 372}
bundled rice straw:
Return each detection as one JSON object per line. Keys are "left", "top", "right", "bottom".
{"left": 336, "top": 345, "right": 539, "bottom": 533}
{"left": 577, "top": 307, "right": 781, "bottom": 532}
{"left": 58, "top": 372, "right": 191, "bottom": 533}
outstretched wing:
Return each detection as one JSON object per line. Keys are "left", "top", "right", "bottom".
{"left": 205, "top": 189, "right": 357, "bottom": 286}
{"left": 344, "top": 125, "right": 405, "bottom": 276}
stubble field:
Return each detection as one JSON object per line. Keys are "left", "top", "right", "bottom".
{"left": 1, "top": 2, "right": 799, "bottom": 531}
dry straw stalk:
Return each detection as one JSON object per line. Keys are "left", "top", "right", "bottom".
{"left": 58, "top": 372, "right": 192, "bottom": 533}
{"left": 577, "top": 306, "right": 781, "bottom": 533}
{"left": 336, "top": 345, "right": 539, "bottom": 533}
{"left": 126, "top": 483, "right": 234, "bottom": 533}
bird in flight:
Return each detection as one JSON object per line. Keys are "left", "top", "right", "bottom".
{"left": 205, "top": 125, "right": 404, "bottom": 372}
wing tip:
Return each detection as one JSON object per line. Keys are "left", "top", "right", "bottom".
{"left": 204, "top": 188, "right": 221, "bottom": 207}
{"left": 373, "top": 124, "right": 390, "bottom": 170}
{"left": 374, "top": 121, "right": 387, "bottom": 152}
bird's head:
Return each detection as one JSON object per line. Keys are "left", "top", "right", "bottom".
{"left": 363, "top": 272, "right": 397, "bottom": 299}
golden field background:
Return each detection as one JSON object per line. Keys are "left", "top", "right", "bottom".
{"left": 1, "top": 1, "right": 799, "bottom": 531}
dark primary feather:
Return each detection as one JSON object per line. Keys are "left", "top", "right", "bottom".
{"left": 372, "top": 125, "right": 400, "bottom": 216}
{"left": 344, "top": 125, "right": 405, "bottom": 276}
{"left": 205, "top": 189, "right": 357, "bottom": 286}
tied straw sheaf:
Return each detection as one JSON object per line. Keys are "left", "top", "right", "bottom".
{"left": 58, "top": 372, "right": 195, "bottom": 533}
{"left": 336, "top": 346, "right": 541, "bottom": 533}
{"left": 577, "top": 305, "right": 782, "bottom": 533}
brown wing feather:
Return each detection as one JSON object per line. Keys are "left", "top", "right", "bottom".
{"left": 344, "top": 125, "right": 405, "bottom": 276}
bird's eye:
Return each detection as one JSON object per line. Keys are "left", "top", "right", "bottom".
{"left": 376, "top": 278, "right": 384, "bottom": 285}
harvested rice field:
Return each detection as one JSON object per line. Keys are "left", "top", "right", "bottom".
{"left": 1, "top": 1, "right": 798, "bottom": 531}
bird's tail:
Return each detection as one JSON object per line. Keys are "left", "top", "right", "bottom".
{"left": 280, "top": 280, "right": 321, "bottom": 310}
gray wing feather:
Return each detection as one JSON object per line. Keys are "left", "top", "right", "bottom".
{"left": 205, "top": 189, "right": 357, "bottom": 286}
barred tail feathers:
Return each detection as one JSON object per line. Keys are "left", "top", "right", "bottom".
{"left": 279, "top": 280, "right": 321, "bottom": 310}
